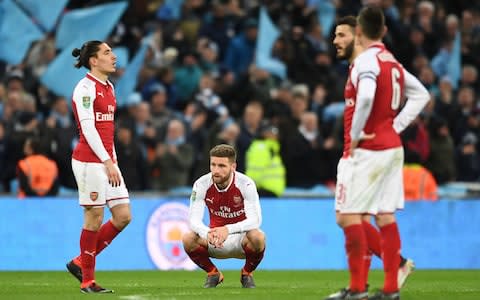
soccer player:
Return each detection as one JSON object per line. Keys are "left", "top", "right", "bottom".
{"left": 183, "top": 144, "right": 266, "bottom": 288}
{"left": 326, "top": 7, "right": 430, "bottom": 300}
{"left": 66, "top": 41, "right": 132, "bottom": 294}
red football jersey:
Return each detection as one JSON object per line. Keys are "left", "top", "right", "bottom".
{"left": 343, "top": 43, "right": 405, "bottom": 156}
{"left": 188, "top": 171, "right": 262, "bottom": 238}
{"left": 72, "top": 73, "right": 116, "bottom": 163}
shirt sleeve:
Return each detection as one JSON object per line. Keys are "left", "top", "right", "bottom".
{"left": 225, "top": 180, "right": 262, "bottom": 234}
{"left": 72, "top": 83, "right": 110, "bottom": 162}
{"left": 393, "top": 69, "right": 430, "bottom": 134}
{"left": 188, "top": 181, "right": 210, "bottom": 239}
{"left": 350, "top": 52, "right": 380, "bottom": 141}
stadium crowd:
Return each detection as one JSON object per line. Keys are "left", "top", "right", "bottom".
{"left": 1, "top": 0, "right": 479, "bottom": 195}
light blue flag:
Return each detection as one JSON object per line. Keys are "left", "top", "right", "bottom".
{"left": 55, "top": 1, "right": 128, "bottom": 50}
{"left": 447, "top": 31, "right": 461, "bottom": 89}
{"left": 0, "top": 0, "right": 44, "bottom": 65}
{"left": 115, "top": 37, "right": 150, "bottom": 107}
{"left": 16, "top": 0, "right": 68, "bottom": 32}
{"left": 308, "top": 0, "right": 336, "bottom": 37}
{"left": 255, "top": 7, "right": 286, "bottom": 79}
{"left": 113, "top": 46, "right": 129, "bottom": 69}
{"left": 40, "top": 40, "right": 86, "bottom": 99}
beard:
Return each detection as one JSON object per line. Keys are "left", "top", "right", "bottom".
{"left": 337, "top": 41, "right": 354, "bottom": 60}
{"left": 212, "top": 173, "right": 231, "bottom": 188}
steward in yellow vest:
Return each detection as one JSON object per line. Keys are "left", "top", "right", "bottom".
{"left": 246, "top": 125, "right": 286, "bottom": 197}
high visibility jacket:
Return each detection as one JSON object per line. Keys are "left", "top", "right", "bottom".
{"left": 17, "top": 155, "right": 58, "bottom": 198}
{"left": 245, "top": 139, "right": 286, "bottom": 196}
{"left": 403, "top": 164, "right": 438, "bottom": 201}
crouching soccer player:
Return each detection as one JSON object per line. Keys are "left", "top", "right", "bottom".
{"left": 183, "top": 144, "right": 266, "bottom": 288}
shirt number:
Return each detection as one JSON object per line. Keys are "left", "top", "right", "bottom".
{"left": 391, "top": 68, "right": 401, "bottom": 110}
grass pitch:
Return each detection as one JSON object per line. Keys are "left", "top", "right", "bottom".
{"left": 0, "top": 270, "right": 478, "bottom": 300}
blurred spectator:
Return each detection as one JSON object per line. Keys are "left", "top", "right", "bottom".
{"left": 116, "top": 124, "right": 148, "bottom": 191}
{"left": 43, "top": 96, "right": 77, "bottom": 189}
{"left": 282, "top": 111, "right": 332, "bottom": 187}
{"left": 245, "top": 123, "right": 286, "bottom": 197}
{"left": 194, "top": 73, "right": 229, "bottom": 123}
{"left": 403, "top": 164, "right": 438, "bottom": 201}
{"left": 174, "top": 51, "right": 204, "bottom": 105}
{"left": 148, "top": 83, "right": 175, "bottom": 139}
{"left": 236, "top": 100, "right": 264, "bottom": 173}
{"left": 223, "top": 17, "right": 257, "bottom": 77}
{"left": 425, "top": 116, "right": 456, "bottom": 184}
{"left": 402, "top": 117, "right": 430, "bottom": 164}
{"left": 150, "top": 119, "right": 194, "bottom": 191}
{"left": 456, "top": 132, "right": 480, "bottom": 181}
{"left": 16, "top": 137, "right": 59, "bottom": 198}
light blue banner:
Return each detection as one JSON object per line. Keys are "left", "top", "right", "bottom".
{"left": 16, "top": 0, "right": 68, "bottom": 32}
{"left": 255, "top": 7, "right": 286, "bottom": 79}
{"left": 115, "top": 37, "right": 150, "bottom": 107}
{"left": 0, "top": 0, "right": 44, "bottom": 65}
{"left": 55, "top": 1, "right": 128, "bottom": 50}
{"left": 0, "top": 198, "right": 479, "bottom": 270}
{"left": 40, "top": 40, "right": 87, "bottom": 100}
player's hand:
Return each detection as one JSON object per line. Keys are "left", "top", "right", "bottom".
{"left": 209, "top": 226, "right": 229, "bottom": 248}
{"left": 349, "top": 133, "right": 375, "bottom": 157}
{"left": 104, "top": 159, "right": 121, "bottom": 187}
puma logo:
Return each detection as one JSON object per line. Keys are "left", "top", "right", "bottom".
{"left": 97, "top": 91, "right": 104, "bottom": 98}
{"left": 84, "top": 250, "right": 96, "bottom": 257}
{"left": 205, "top": 198, "right": 214, "bottom": 204}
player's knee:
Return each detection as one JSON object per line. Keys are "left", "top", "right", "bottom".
{"left": 114, "top": 212, "right": 131, "bottom": 229}
{"left": 182, "top": 231, "right": 200, "bottom": 252}
{"left": 375, "top": 213, "right": 396, "bottom": 227}
{"left": 245, "top": 230, "right": 266, "bottom": 252}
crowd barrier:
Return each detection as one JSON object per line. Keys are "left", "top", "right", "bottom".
{"left": 0, "top": 197, "right": 479, "bottom": 270}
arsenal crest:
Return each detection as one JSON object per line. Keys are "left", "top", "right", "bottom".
{"left": 233, "top": 195, "right": 242, "bottom": 204}
{"left": 90, "top": 192, "right": 98, "bottom": 201}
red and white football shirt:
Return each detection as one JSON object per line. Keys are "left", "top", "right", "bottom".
{"left": 72, "top": 73, "right": 116, "bottom": 163}
{"left": 188, "top": 171, "right": 262, "bottom": 239}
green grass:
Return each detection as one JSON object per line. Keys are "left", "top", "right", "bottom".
{"left": 0, "top": 270, "right": 478, "bottom": 300}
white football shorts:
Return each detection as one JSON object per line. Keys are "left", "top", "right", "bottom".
{"left": 72, "top": 159, "right": 130, "bottom": 208}
{"left": 208, "top": 232, "right": 247, "bottom": 259}
{"left": 335, "top": 147, "right": 404, "bottom": 214}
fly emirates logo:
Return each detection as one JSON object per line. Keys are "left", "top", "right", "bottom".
{"left": 96, "top": 105, "right": 115, "bottom": 121}
{"left": 210, "top": 205, "right": 244, "bottom": 218}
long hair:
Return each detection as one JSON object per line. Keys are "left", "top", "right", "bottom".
{"left": 71, "top": 40, "right": 103, "bottom": 70}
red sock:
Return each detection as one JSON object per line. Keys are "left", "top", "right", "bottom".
{"left": 363, "top": 250, "right": 372, "bottom": 285}
{"left": 380, "top": 222, "right": 401, "bottom": 293}
{"left": 242, "top": 245, "right": 265, "bottom": 273}
{"left": 344, "top": 224, "right": 367, "bottom": 292}
{"left": 96, "top": 220, "right": 121, "bottom": 255}
{"left": 185, "top": 245, "right": 216, "bottom": 273}
{"left": 362, "top": 221, "right": 381, "bottom": 258}
{"left": 80, "top": 229, "right": 98, "bottom": 285}
{"left": 74, "top": 220, "right": 121, "bottom": 264}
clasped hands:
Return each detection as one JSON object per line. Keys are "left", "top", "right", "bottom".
{"left": 207, "top": 226, "right": 229, "bottom": 248}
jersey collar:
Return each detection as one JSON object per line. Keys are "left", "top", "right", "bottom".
{"left": 86, "top": 73, "right": 109, "bottom": 86}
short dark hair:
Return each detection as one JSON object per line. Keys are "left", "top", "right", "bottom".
{"left": 210, "top": 144, "right": 236, "bottom": 163}
{"left": 357, "top": 6, "right": 385, "bottom": 40}
{"left": 336, "top": 15, "right": 357, "bottom": 28}
{"left": 72, "top": 40, "right": 104, "bottom": 70}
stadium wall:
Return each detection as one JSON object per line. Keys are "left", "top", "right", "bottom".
{"left": 0, "top": 198, "right": 479, "bottom": 271}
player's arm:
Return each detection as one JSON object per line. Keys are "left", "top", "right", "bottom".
{"left": 225, "top": 181, "right": 262, "bottom": 234}
{"left": 73, "top": 85, "right": 110, "bottom": 162}
{"left": 350, "top": 53, "right": 379, "bottom": 145}
{"left": 393, "top": 69, "right": 430, "bottom": 134}
{"left": 188, "top": 182, "right": 210, "bottom": 239}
